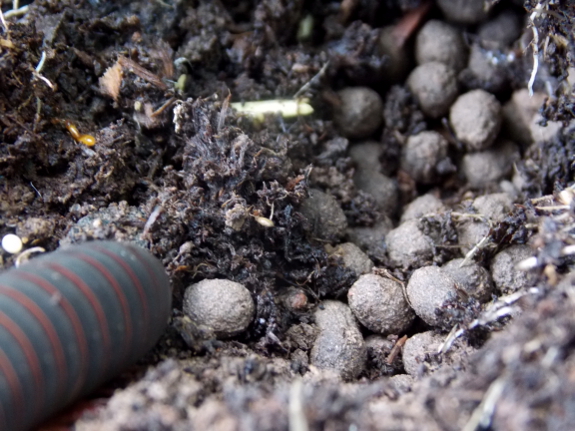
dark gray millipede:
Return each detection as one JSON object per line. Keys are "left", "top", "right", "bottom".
{"left": 0, "top": 241, "right": 172, "bottom": 431}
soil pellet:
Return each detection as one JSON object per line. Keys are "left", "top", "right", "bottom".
{"left": 402, "top": 330, "right": 474, "bottom": 377}
{"left": 401, "top": 131, "right": 451, "bottom": 184}
{"left": 378, "top": 26, "right": 412, "bottom": 83}
{"left": 502, "top": 89, "right": 547, "bottom": 147}
{"left": 415, "top": 20, "right": 467, "bottom": 72}
{"left": 406, "top": 266, "right": 458, "bottom": 327}
{"left": 400, "top": 193, "right": 446, "bottom": 224}
{"left": 365, "top": 335, "right": 395, "bottom": 359}
{"left": 461, "top": 140, "right": 520, "bottom": 188}
{"left": 449, "top": 89, "right": 502, "bottom": 151}
{"left": 389, "top": 374, "right": 413, "bottom": 394}
{"left": 473, "top": 192, "right": 514, "bottom": 218}
{"left": 348, "top": 274, "right": 415, "bottom": 335}
{"left": 407, "top": 62, "right": 459, "bottom": 119}
{"left": 346, "top": 217, "right": 393, "bottom": 261}
{"left": 436, "top": 0, "right": 489, "bottom": 24}
{"left": 330, "top": 242, "right": 374, "bottom": 276}
{"left": 456, "top": 193, "right": 514, "bottom": 254}
{"left": 333, "top": 87, "right": 383, "bottom": 139}
{"left": 402, "top": 331, "right": 445, "bottom": 377}
{"left": 490, "top": 245, "right": 537, "bottom": 294}
{"left": 349, "top": 141, "right": 383, "bottom": 171}
{"left": 442, "top": 258, "right": 494, "bottom": 302}
{"left": 478, "top": 10, "right": 522, "bottom": 48}
{"left": 183, "top": 279, "right": 255, "bottom": 339}
{"left": 460, "top": 44, "right": 509, "bottom": 94}
{"left": 300, "top": 188, "right": 348, "bottom": 241}
{"left": 353, "top": 167, "right": 398, "bottom": 216}
{"left": 310, "top": 300, "right": 366, "bottom": 380}
{"left": 386, "top": 219, "right": 434, "bottom": 268}
{"left": 350, "top": 143, "right": 397, "bottom": 215}
{"left": 501, "top": 90, "right": 562, "bottom": 146}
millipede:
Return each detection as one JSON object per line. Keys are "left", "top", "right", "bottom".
{"left": 0, "top": 241, "right": 172, "bottom": 430}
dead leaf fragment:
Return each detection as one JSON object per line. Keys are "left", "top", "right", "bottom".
{"left": 99, "top": 62, "right": 122, "bottom": 101}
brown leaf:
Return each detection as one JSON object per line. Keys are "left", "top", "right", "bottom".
{"left": 99, "top": 62, "right": 122, "bottom": 101}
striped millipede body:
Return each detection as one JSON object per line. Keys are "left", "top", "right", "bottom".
{"left": 0, "top": 241, "right": 172, "bottom": 430}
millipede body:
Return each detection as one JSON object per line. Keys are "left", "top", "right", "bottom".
{"left": 0, "top": 241, "right": 172, "bottom": 430}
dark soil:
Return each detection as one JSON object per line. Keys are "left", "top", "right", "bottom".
{"left": 1, "top": 0, "right": 574, "bottom": 430}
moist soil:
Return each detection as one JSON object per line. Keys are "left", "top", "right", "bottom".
{"left": 1, "top": 1, "right": 575, "bottom": 430}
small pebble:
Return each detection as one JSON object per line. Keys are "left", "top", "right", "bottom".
{"left": 183, "top": 279, "right": 255, "bottom": 339}
{"left": 415, "top": 20, "right": 467, "bottom": 72}
{"left": 407, "top": 62, "right": 459, "bottom": 119}
{"left": 490, "top": 245, "right": 537, "bottom": 294}
{"left": 401, "top": 131, "right": 451, "bottom": 184}
{"left": 334, "top": 87, "right": 383, "bottom": 139}
{"left": 400, "top": 193, "right": 446, "bottom": 224}
{"left": 1, "top": 234, "right": 23, "bottom": 254}
{"left": 459, "top": 44, "right": 509, "bottom": 94}
{"left": 442, "top": 258, "right": 493, "bottom": 302}
{"left": 436, "top": 0, "right": 489, "bottom": 24}
{"left": 300, "top": 188, "right": 348, "bottom": 241}
{"left": 406, "top": 266, "right": 458, "bottom": 326}
{"left": 450, "top": 89, "right": 502, "bottom": 151}
{"left": 348, "top": 274, "right": 415, "bottom": 335}
{"left": 461, "top": 140, "right": 520, "bottom": 188}
{"left": 310, "top": 300, "right": 366, "bottom": 380}
{"left": 328, "top": 242, "right": 374, "bottom": 275}
{"left": 386, "top": 219, "right": 433, "bottom": 268}
{"left": 346, "top": 217, "right": 393, "bottom": 261}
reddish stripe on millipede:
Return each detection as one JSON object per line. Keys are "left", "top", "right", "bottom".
{"left": 0, "top": 285, "right": 67, "bottom": 399}
{"left": 127, "top": 244, "right": 167, "bottom": 318}
{"left": 0, "top": 312, "right": 44, "bottom": 418}
{"left": 0, "top": 349, "right": 24, "bottom": 429}
{"left": 16, "top": 271, "right": 89, "bottom": 397}
{"left": 70, "top": 252, "right": 133, "bottom": 362}
{"left": 45, "top": 263, "right": 112, "bottom": 375}
{"left": 90, "top": 245, "right": 150, "bottom": 334}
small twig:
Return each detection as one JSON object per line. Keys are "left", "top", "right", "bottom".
{"left": 460, "top": 234, "right": 491, "bottom": 267}
{"left": 217, "top": 91, "right": 232, "bottom": 133}
{"left": 35, "top": 51, "right": 47, "bottom": 73}
{"left": 31, "top": 50, "right": 55, "bottom": 89}
{"left": 293, "top": 60, "right": 329, "bottom": 99}
{"left": 4, "top": 4, "right": 28, "bottom": 19}
{"left": 29, "top": 181, "right": 42, "bottom": 198}
{"left": 118, "top": 56, "right": 168, "bottom": 90}
{"left": 462, "top": 377, "right": 506, "bottom": 431}
{"left": 15, "top": 247, "right": 46, "bottom": 268}
{"left": 438, "top": 324, "right": 465, "bottom": 354}
{"left": 289, "top": 379, "right": 309, "bottom": 431}
{"left": 0, "top": 6, "right": 8, "bottom": 32}
{"left": 386, "top": 334, "right": 408, "bottom": 365}
{"left": 527, "top": 3, "right": 544, "bottom": 96}
{"left": 150, "top": 97, "right": 175, "bottom": 117}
